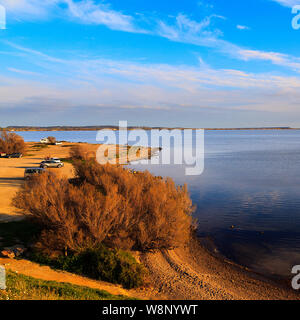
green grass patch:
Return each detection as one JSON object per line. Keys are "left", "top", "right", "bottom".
{"left": 30, "top": 246, "right": 147, "bottom": 289}
{"left": 60, "top": 157, "right": 74, "bottom": 164}
{"left": 0, "top": 271, "right": 134, "bottom": 300}
{"left": 0, "top": 221, "right": 146, "bottom": 290}
{"left": 0, "top": 221, "right": 145, "bottom": 292}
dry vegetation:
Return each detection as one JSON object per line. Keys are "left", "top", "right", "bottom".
{"left": 0, "top": 131, "right": 26, "bottom": 154}
{"left": 69, "top": 144, "right": 152, "bottom": 164}
{"left": 13, "top": 158, "right": 195, "bottom": 255}
{"left": 12, "top": 145, "right": 195, "bottom": 288}
{"left": 47, "top": 136, "right": 56, "bottom": 145}
{"left": 69, "top": 144, "right": 95, "bottom": 160}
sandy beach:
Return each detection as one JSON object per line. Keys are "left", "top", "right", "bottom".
{"left": 0, "top": 142, "right": 152, "bottom": 222}
{"left": 0, "top": 142, "right": 75, "bottom": 222}
{"left": 139, "top": 239, "right": 300, "bottom": 300}
{"left": 0, "top": 142, "right": 299, "bottom": 300}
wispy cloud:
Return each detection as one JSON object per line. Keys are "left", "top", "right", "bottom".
{"left": 2, "top": 42, "right": 300, "bottom": 116}
{"left": 270, "top": 0, "right": 299, "bottom": 7}
{"left": 2, "top": 1, "right": 300, "bottom": 75}
{"left": 237, "top": 25, "right": 250, "bottom": 30}
{"left": 197, "top": 1, "right": 214, "bottom": 9}
{"left": 0, "top": 0, "right": 59, "bottom": 20}
{"left": 238, "top": 49, "right": 300, "bottom": 72}
{"left": 157, "top": 13, "right": 225, "bottom": 47}
{"left": 7, "top": 67, "right": 42, "bottom": 76}
{"left": 10, "top": 42, "right": 300, "bottom": 90}
{"left": 155, "top": 13, "right": 300, "bottom": 73}
{"left": 0, "top": 0, "right": 141, "bottom": 32}
{"left": 4, "top": 41, "right": 65, "bottom": 63}
{"left": 63, "top": 0, "right": 142, "bottom": 32}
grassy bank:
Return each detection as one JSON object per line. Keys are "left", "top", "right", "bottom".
{"left": 0, "top": 220, "right": 147, "bottom": 289}
{"left": 0, "top": 270, "right": 133, "bottom": 300}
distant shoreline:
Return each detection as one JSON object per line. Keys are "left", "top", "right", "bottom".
{"left": 0, "top": 126, "right": 298, "bottom": 132}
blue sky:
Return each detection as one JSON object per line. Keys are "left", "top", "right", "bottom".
{"left": 0, "top": 0, "right": 300, "bottom": 127}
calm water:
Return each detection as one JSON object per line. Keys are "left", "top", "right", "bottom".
{"left": 18, "top": 130, "right": 300, "bottom": 277}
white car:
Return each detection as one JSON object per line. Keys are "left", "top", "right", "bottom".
{"left": 40, "top": 160, "right": 64, "bottom": 168}
{"left": 40, "top": 138, "right": 49, "bottom": 144}
{"left": 43, "top": 157, "right": 61, "bottom": 163}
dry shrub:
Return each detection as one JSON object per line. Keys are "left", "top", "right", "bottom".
{"left": 0, "top": 131, "right": 26, "bottom": 154}
{"left": 13, "top": 161, "right": 195, "bottom": 254}
{"left": 70, "top": 144, "right": 95, "bottom": 160}
{"left": 47, "top": 136, "right": 56, "bottom": 144}
{"left": 74, "top": 161, "right": 195, "bottom": 251}
{"left": 13, "top": 173, "right": 123, "bottom": 254}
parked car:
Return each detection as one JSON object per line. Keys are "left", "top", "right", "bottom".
{"left": 40, "top": 138, "right": 49, "bottom": 144}
{"left": 24, "top": 168, "right": 45, "bottom": 180}
{"left": 40, "top": 160, "right": 64, "bottom": 168}
{"left": 0, "top": 152, "right": 6, "bottom": 158}
{"left": 5, "top": 153, "right": 23, "bottom": 158}
{"left": 44, "top": 157, "right": 61, "bottom": 163}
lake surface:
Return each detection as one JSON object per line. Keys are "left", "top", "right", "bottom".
{"left": 17, "top": 129, "right": 300, "bottom": 277}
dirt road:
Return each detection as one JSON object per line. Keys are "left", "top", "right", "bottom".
{"left": 0, "top": 143, "right": 75, "bottom": 222}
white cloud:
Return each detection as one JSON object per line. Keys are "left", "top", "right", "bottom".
{"left": 155, "top": 14, "right": 300, "bottom": 73}
{"left": 238, "top": 49, "right": 287, "bottom": 63}
{"left": 238, "top": 49, "right": 300, "bottom": 72}
{"left": 156, "top": 13, "right": 300, "bottom": 73}
{"left": 270, "top": 0, "right": 299, "bottom": 7}
{"left": 2, "top": 42, "right": 300, "bottom": 115}
{"left": 1, "top": 1, "right": 300, "bottom": 75}
{"left": 7, "top": 67, "right": 42, "bottom": 76}
{"left": 237, "top": 25, "right": 250, "bottom": 30}
{"left": 197, "top": 1, "right": 214, "bottom": 9}
{"left": 0, "top": 0, "right": 140, "bottom": 32}
{"left": 157, "top": 13, "right": 227, "bottom": 49}
{"left": 0, "top": 0, "right": 59, "bottom": 20}
{"left": 7, "top": 42, "right": 300, "bottom": 91}
{"left": 63, "top": 0, "right": 142, "bottom": 32}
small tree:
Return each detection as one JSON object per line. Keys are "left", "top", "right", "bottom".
{"left": 0, "top": 131, "right": 26, "bottom": 154}
{"left": 47, "top": 136, "right": 56, "bottom": 145}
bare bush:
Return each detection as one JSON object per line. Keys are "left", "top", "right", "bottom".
{"left": 0, "top": 131, "right": 26, "bottom": 154}
{"left": 74, "top": 161, "right": 195, "bottom": 251}
{"left": 69, "top": 144, "right": 95, "bottom": 160}
{"left": 13, "top": 161, "right": 195, "bottom": 254}
{"left": 47, "top": 136, "right": 56, "bottom": 144}
{"left": 13, "top": 173, "right": 125, "bottom": 254}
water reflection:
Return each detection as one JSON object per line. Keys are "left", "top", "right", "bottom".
{"left": 131, "top": 130, "right": 300, "bottom": 277}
